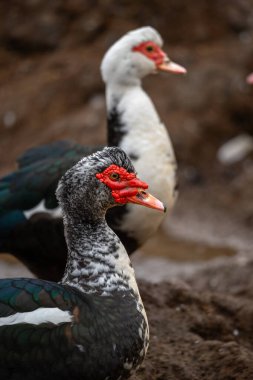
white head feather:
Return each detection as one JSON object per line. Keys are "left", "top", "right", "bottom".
{"left": 101, "top": 26, "right": 163, "bottom": 85}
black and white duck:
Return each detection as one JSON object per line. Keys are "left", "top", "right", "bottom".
{"left": 0, "top": 26, "right": 186, "bottom": 280}
{"left": 0, "top": 147, "right": 165, "bottom": 380}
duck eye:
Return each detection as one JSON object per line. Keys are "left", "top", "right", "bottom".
{"left": 109, "top": 172, "right": 120, "bottom": 181}
{"left": 146, "top": 45, "right": 154, "bottom": 52}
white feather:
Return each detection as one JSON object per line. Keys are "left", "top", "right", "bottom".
{"left": 24, "top": 199, "right": 61, "bottom": 219}
{"left": 105, "top": 85, "right": 177, "bottom": 244}
{"left": 0, "top": 307, "right": 72, "bottom": 326}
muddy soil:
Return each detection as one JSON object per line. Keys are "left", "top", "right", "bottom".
{"left": 0, "top": 1, "right": 253, "bottom": 379}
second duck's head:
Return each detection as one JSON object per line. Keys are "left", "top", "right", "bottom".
{"left": 56, "top": 147, "right": 165, "bottom": 223}
{"left": 101, "top": 26, "right": 186, "bottom": 85}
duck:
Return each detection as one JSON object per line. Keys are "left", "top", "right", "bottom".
{"left": 0, "top": 26, "right": 186, "bottom": 280}
{"left": 0, "top": 147, "right": 165, "bottom": 380}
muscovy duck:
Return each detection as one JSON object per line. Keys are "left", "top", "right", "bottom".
{"left": 0, "top": 147, "right": 165, "bottom": 380}
{"left": 0, "top": 26, "right": 186, "bottom": 280}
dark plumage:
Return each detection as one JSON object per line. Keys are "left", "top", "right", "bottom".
{"left": 107, "top": 106, "right": 126, "bottom": 147}
{"left": 0, "top": 147, "right": 151, "bottom": 380}
{"left": 0, "top": 141, "right": 100, "bottom": 279}
{"left": 0, "top": 279, "right": 145, "bottom": 380}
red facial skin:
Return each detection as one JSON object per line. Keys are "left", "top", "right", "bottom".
{"left": 132, "top": 41, "right": 187, "bottom": 75}
{"left": 132, "top": 41, "right": 166, "bottom": 66}
{"left": 96, "top": 164, "right": 148, "bottom": 204}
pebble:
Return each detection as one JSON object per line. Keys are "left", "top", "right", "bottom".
{"left": 217, "top": 134, "right": 253, "bottom": 165}
{"left": 3, "top": 111, "right": 17, "bottom": 128}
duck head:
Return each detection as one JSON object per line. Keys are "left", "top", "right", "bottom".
{"left": 56, "top": 147, "right": 165, "bottom": 222}
{"left": 101, "top": 26, "right": 186, "bottom": 85}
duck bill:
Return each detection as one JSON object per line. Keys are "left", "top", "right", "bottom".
{"left": 126, "top": 190, "right": 166, "bottom": 212}
{"left": 157, "top": 59, "right": 187, "bottom": 74}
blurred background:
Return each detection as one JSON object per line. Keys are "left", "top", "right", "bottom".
{"left": 0, "top": 0, "right": 253, "bottom": 280}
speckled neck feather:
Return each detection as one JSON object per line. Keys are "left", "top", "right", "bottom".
{"left": 61, "top": 217, "right": 138, "bottom": 296}
{"left": 57, "top": 147, "right": 140, "bottom": 296}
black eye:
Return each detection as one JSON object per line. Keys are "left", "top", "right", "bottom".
{"left": 109, "top": 172, "right": 120, "bottom": 181}
{"left": 146, "top": 45, "right": 154, "bottom": 52}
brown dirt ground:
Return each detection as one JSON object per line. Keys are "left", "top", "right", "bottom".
{"left": 0, "top": 1, "right": 253, "bottom": 379}
{"left": 134, "top": 276, "right": 253, "bottom": 380}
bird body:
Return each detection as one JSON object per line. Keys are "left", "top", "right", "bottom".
{"left": 0, "top": 27, "right": 186, "bottom": 279}
{"left": 0, "top": 147, "right": 164, "bottom": 379}
{"left": 0, "top": 279, "right": 147, "bottom": 380}
{"left": 106, "top": 81, "right": 177, "bottom": 245}
{"left": 0, "top": 141, "right": 97, "bottom": 279}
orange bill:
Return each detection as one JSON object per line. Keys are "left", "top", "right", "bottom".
{"left": 126, "top": 189, "right": 166, "bottom": 212}
{"left": 157, "top": 60, "right": 187, "bottom": 74}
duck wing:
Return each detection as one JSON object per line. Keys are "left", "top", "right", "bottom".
{"left": 0, "top": 277, "right": 86, "bottom": 378}
{"left": 0, "top": 140, "right": 102, "bottom": 280}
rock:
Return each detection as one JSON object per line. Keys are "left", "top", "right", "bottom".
{"left": 3, "top": 110, "right": 17, "bottom": 128}
{"left": 217, "top": 134, "right": 253, "bottom": 165}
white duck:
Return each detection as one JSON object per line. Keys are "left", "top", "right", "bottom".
{"left": 102, "top": 26, "right": 186, "bottom": 250}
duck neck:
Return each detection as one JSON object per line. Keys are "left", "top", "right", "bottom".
{"left": 106, "top": 81, "right": 160, "bottom": 148}
{"left": 105, "top": 80, "right": 176, "bottom": 248}
{"left": 61, "top": 213, "right": 139, "bottom": 296}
